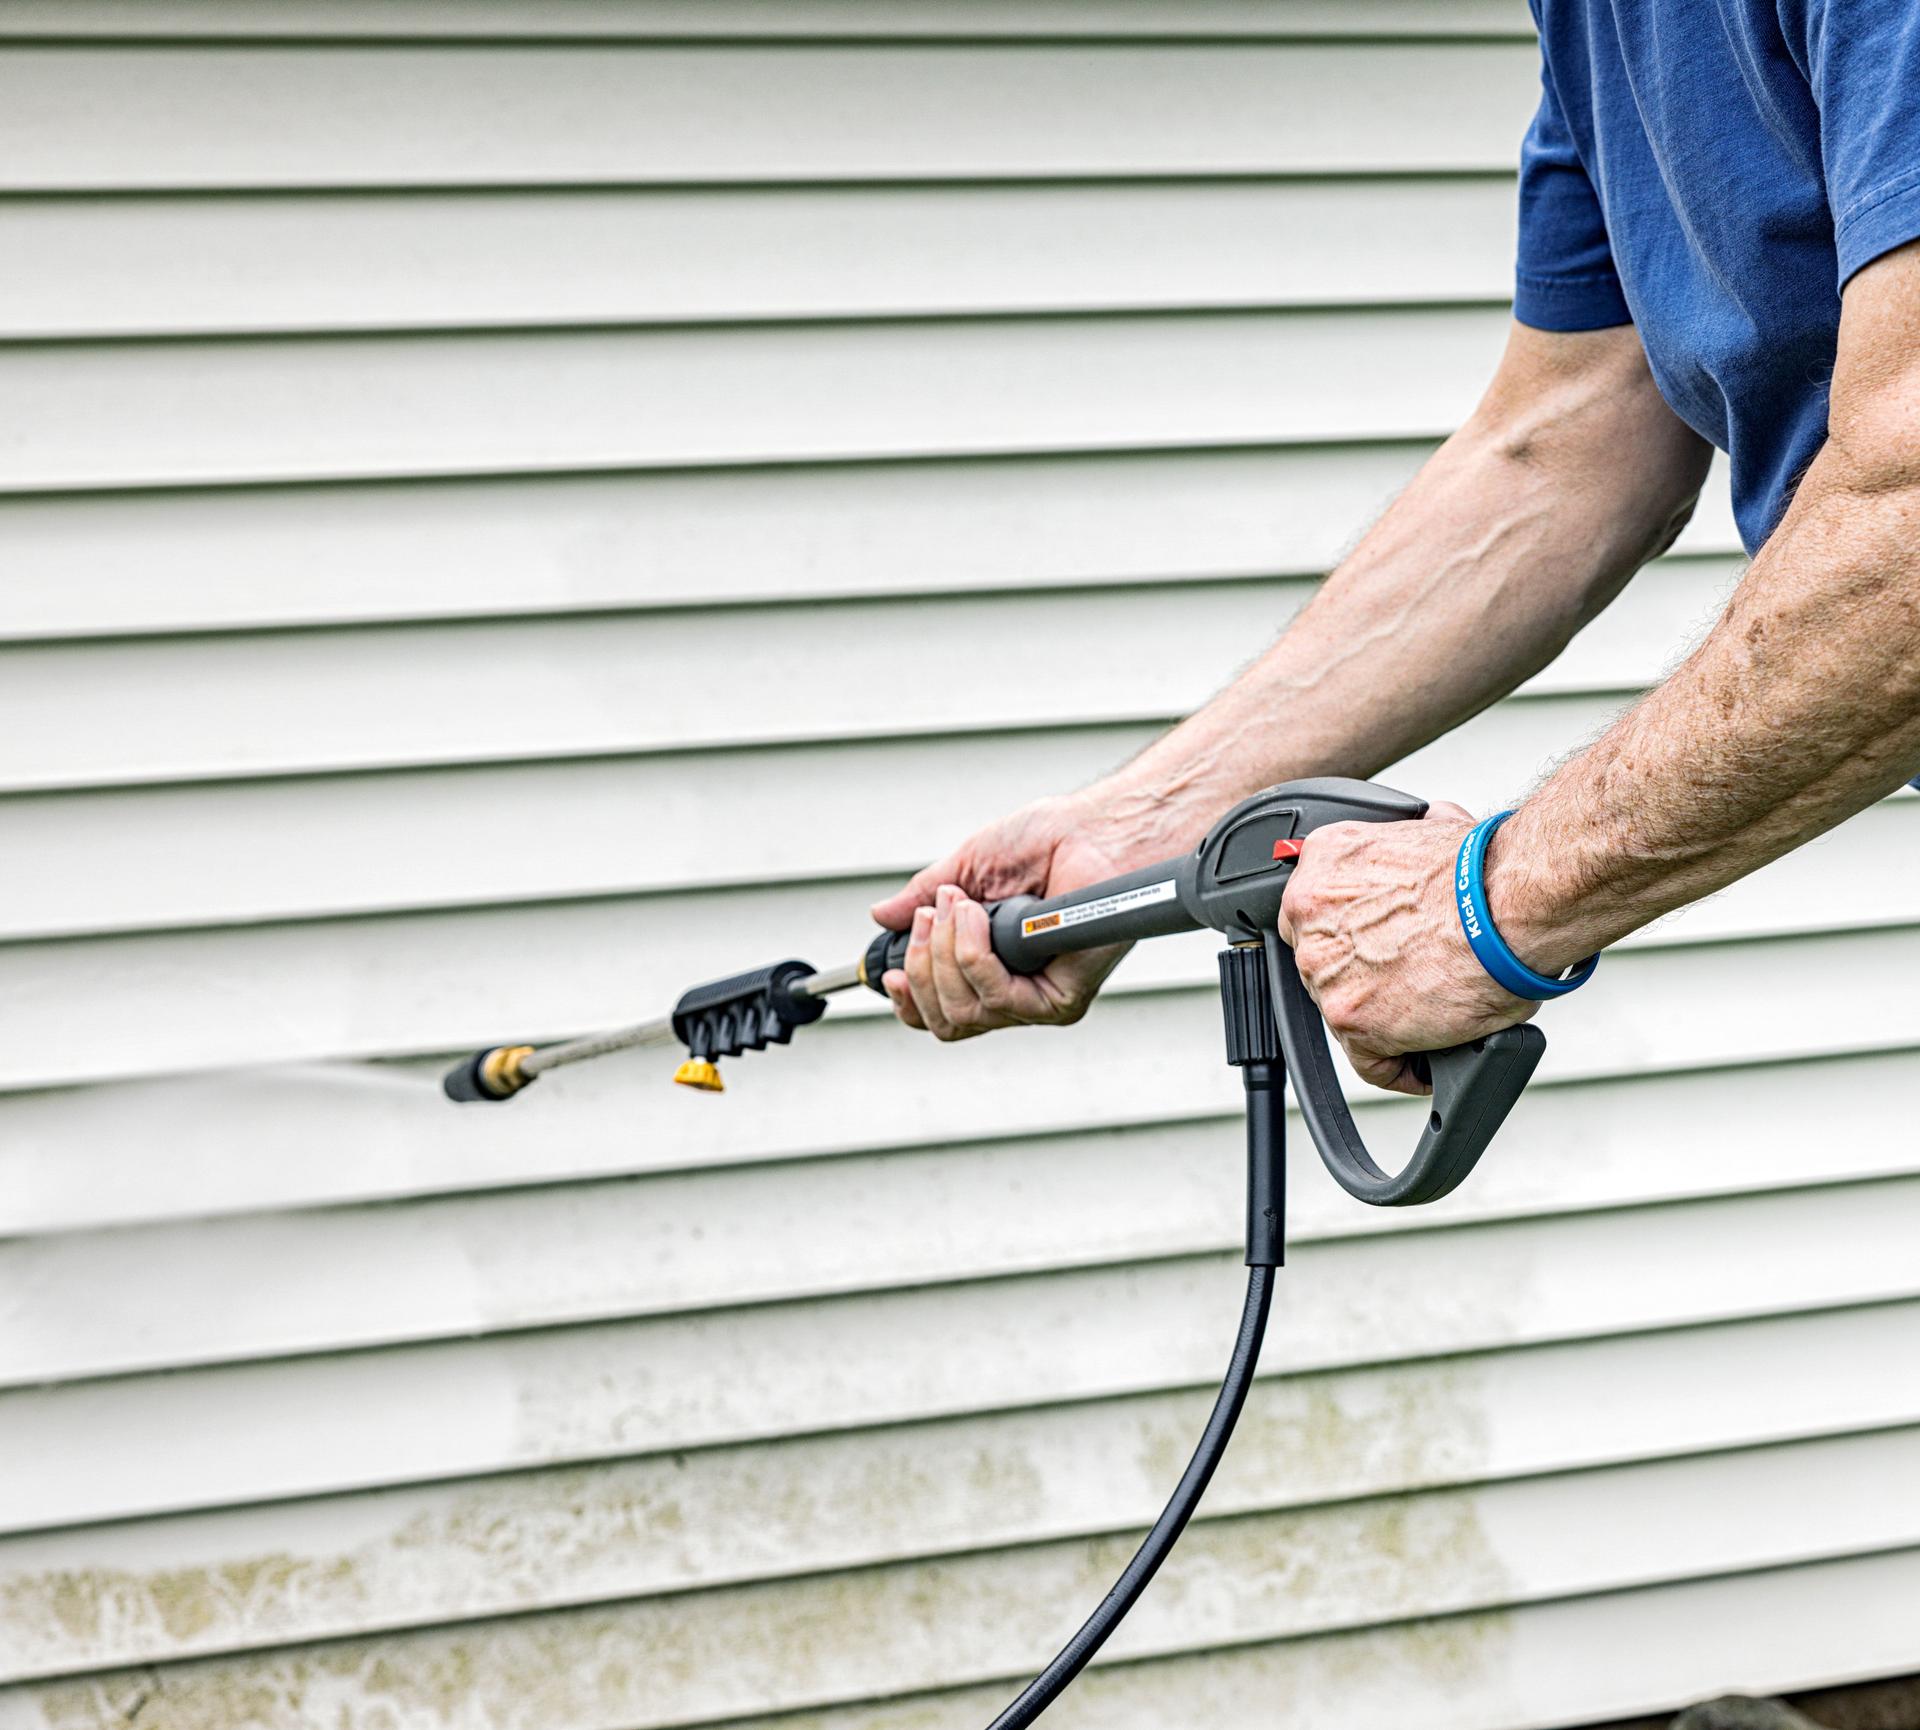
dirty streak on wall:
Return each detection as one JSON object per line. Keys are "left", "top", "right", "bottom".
{"left": 1, "top": 5, "right": 1916, "bottom": 1728}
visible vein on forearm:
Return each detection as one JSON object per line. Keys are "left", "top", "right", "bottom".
{"left": 1497, "top": 447, "right": 1920, "bottom": 967}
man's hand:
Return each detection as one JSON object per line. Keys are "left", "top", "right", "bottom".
{"left": 869, "top": 793, "right": 1141, "bottom": 1040}
{"left": 1278, "top": 803, "right": 1536, "bottom": 1094}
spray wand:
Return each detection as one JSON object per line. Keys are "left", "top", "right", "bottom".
{"left": 443, "top": 777, "right": 1545, "bottom": 1725}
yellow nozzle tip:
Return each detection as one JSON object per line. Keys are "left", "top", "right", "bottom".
{"left": 674, "top": 1058, "right": 725, "bottom": 1093}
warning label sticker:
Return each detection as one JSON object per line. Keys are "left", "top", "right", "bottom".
{"left": 1023, "top": 878, "right": 1178, "bottom": 937}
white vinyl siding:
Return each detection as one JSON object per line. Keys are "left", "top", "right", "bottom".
{"left": 1, "top": 7, "right": 1914, "bottom": 1730}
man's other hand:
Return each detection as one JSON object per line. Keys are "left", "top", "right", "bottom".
{"left": 869, "top": 794, "right": 1139, "bottom": 1041}
{"left": 1277, "top": 803, "right": 1536, "bottom": 1094}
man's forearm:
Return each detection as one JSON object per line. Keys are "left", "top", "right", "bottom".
{"left": 1085, "top": 325, "right": 1709, "bottom": 865}
{"left": 1491, "top": 433, "right": 1920, "bottom": 975}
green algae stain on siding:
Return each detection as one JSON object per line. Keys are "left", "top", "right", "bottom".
{"left": 0, "top": 1355, "right": 1496, "bottom": 1700}
{"left": 1, "top": 1553, "right": 361, "bottom": 1679}
{"left": 11, "top": 1482, "right": 1513, "bottom": 1730}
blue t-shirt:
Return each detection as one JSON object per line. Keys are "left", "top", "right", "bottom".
{"left": 1517, "top": 0, "right": 1920, "bottom": 553}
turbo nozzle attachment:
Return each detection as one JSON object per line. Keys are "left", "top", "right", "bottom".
{"left": 442, "top": 1044, "right": 537, "bottom": 1104}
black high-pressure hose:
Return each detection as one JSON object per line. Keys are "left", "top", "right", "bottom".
{"left": 985, "top": 962, "right": 1288, "bottom": 1730}
{"left": 986, "top": 1263, "right": 1275, "bottom": 1729}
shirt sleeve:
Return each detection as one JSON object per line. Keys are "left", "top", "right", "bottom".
{"left": 1791, "top": 0, "right": 1920, "bottom": 288}
{"left": 1513, "top": 49, "right": 1633, "bottom": 331}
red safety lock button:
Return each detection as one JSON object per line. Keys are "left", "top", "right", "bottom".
{"left": 1271, "top": 839, "right": 1304, "bottom": 861}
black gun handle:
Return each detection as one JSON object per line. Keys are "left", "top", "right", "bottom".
{"left": 860, "top": 875, "right": 1181, "bottom": 994}
{"left": 1264, "top": 931, "right": 1542, "bottom": 1207}
{"left": 861, "top": 907, "right": 1050, "bottom": 994}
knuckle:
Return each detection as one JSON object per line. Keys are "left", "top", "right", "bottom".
{"left": 1293, "top": 936, "right": 1333, "bottom": 983}
{"left": 1321, "top": 993, "right": 1365, "bottom": 1038}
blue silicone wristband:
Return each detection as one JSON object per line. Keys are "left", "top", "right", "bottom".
{"left": 1454, "top": 811, "right": 1598, "bottom": 1000}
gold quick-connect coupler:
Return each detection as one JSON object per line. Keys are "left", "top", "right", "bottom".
{"left": 479, "top": 1043, "right": 534, "bottom": 1097}
{"left": 440, "top": 1043, "right": 537, "bottom": 1102}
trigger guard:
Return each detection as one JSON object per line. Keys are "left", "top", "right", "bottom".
{"left": 1263, "top": 933, "right": 1543, "bottom": 1207}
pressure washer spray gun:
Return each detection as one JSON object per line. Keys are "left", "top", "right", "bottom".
{"left": 444, "top": 777, "right": 1544, "bottom": 1728}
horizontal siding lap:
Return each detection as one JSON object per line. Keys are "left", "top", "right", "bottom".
{"left": 0, "top": 449, "right": 1737, "bottom": 642}
{"left": 0, "top": 179, "right": 1520, "bottom": 340}
{"left": 0, "top": 307, "right": 1514, "bottom": 493}
{"left": 0, "top": 2, "right": 1538, "bottom": 43}
{"left": 0, "top": 44, "right": 1539, "bottom": 191}
{"left": 0, "top": 443, "right": 1450, "bottom": 637}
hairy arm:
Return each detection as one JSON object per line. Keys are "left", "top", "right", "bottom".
{"left": 876, "top": 320, "right": 1711, "bottom": 1039}
{"left": 1276, "top": 239, "right": 1920, "bottom": 1092}
{"left": 1489, "top": 241, "right": 1920, "bottom": 973}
